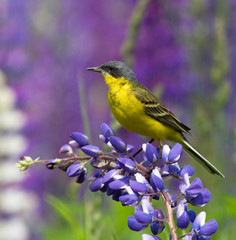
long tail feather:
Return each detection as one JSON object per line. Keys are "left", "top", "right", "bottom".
{"left": 181, "top": 139, "right": 224, "bottom": 178}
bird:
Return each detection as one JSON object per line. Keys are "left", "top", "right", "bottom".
{"left": 87, "top": 61, "right": 224, "bottom": 178}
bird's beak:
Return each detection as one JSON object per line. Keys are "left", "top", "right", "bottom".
{"left": 86, "top": 66, "right": 102, "bottom": 73}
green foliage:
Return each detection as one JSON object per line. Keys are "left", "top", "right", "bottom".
{"left": 43, "top": 192, "right": 117, "bottom": 240}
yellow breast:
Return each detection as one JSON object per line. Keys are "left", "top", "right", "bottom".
{"left": 103, "top": 75, "right": 181, "bottom": 142}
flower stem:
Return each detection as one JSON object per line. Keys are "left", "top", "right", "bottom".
{"left": 161, "top": 189, "right": 178, "bottom": 240}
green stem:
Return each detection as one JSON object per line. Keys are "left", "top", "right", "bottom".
{"left": 122, "top": 0, "right": 151, "bottom": 66}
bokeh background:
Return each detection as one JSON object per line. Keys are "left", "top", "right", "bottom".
{"left": 0, "top": 0, "right": 236, "bottom": 239}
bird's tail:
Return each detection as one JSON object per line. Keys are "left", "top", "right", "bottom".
{"left": 181, "top": 139, "right": 224, "bottom": 178}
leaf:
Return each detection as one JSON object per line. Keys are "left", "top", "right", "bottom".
{"left": 45, "top": 194, "right": 84, "bottom": 240}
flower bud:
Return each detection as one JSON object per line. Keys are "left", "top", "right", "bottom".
{"left": 81, "top": 145, "right": 103, "bottom": 158}
{"left": 100, "top": 123, "right": 116, "bottom": 142}
{"left": 59, "top": 144, "right": 73, "bottom": 155}
{"left": 150, "top": 167, "right": 164, "bottom": 192}
{"left": 143, "top": 143, "right": 158, "bottom": 163}
{"left": 46, "top": 159, "right": 61, "bottom": 170}
{"left": 108, "top": 136, "right": 127, "bottom": 153}
{"left": 117, "top": 158, "right": 136, "bottom": 173}
{"left": 70, "top": 132, "right": 89, "bottom": 147}
{"left": 66, "top": 162, "right": 84, "bottom": 177}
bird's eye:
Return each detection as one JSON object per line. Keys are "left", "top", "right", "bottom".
{"left": 102, "top": 66, "right": 113, "bottom": 73}
{"left": 108, "top": 66, "right": 113, "bottom": 72}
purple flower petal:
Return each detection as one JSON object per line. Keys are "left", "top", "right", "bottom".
{"left": 119, "top": 194, "right": 139, "bottom": 206}
{"left": 112, "top": 190, "right": 123, "bottom": 202}
{"left": 117, "top": 158, "right": 136, "bottom": 173}
{"left": 188, "top": 189, "right": 211, "bottom": 207}
{"left": 59, "top": 144, "right": 73, "bottom": 155}
{"left": 128, "top": 216, "right": 146, "bottom": 232}
{"left": 70, "top": 132, "right": 89, "bottom": 147}
{"left": 127, "top": 144, "right": 135, "bottom": 153}
{"left": 185, "top": 178, "right": 203, "bottom": 196}
{"left": 176, "top": 203, "right": 189, "bottom": 229}
{"left": 142, "top": 234, "right": 161, "bottom": 240}
{"left": 134, "top": 208, "right": 152, "bottom": 224}
{"left": 199, "top": 219, "right": 218, "bottom": 236}
{"left": 89, "top": 177, "right": 103, "bottom": 192}
{"left": 150, "top": 221, "right": 159, "bottom": 235}
{"left": 150, "top": 168, "right": 164, "bottom": 192}
{"left": 168, "top": 163, "right": 180, "bottom": 174}
{"left": 143, "top": 143, "right": 158, "bottom": 163}
{"left": 102, "top": 169, "right": 119, "bottom": 184}
{"left": 108, "top": 136, "right": 127, "bottom": 153}
{"left": 66, "top": 162, "right": 83, "bottom": 177}
{"left": 76, "top": 169, "right": 87, "bottom": 183}
{"left": 129, "top": 179, "right": 148, "bottom": 193}
{"left": 100, "top": 123, "right": 116, "bottom": 141}
{"left": 179, "top": 165, "right": 195, "bottom": 177}
{"left": 162, "top": 145, "right": 170, "bottom": 162}
{"left": 141, "top": 196, "right": 154, "bottom": 213}
{"left": 81, "top": 145, "right": 103, "bottom": 158}
{"left": 192, "top": 211, "right": 206, "bottom": 230}
{"left": 187, "top": 209, "right": 196, "bottom": 223}
{"left": 109, "top": 177, "right": 129, "bottom": 190}
{"left": 168, "top": 143, "right": 182, "bottom": 162}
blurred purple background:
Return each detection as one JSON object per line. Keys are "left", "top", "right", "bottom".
{"left": 0, "top": 0, "right": 235, "bottom": 239}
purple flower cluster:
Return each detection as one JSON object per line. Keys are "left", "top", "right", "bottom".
{"left": 19, "top": 123, "right": 218, "bottom": 239}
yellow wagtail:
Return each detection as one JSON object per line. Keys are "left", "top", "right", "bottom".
{"left": 87, "top": 61, "right": 224, "bottom": 178}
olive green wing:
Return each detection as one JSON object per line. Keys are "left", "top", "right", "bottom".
{"left": 133, "top": 83, "right": 191, "bottom": 134}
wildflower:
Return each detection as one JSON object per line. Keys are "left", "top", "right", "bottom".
{"left": 108, "top": 136, "right": 127, "bottom": 153}
{"left": 70, "top": 132, "right": 89, "bottom": 147}
{"left": 81, "top": 145, "right": 103, "bottom": 158}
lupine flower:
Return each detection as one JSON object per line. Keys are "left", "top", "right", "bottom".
{"left": 117, "top": 158, "right": 136, "bottom": 173}
{"left": 45, "top": 159, "right": 61, "bottom": 170}
{"left": 128, "top": 216, "right": 146, "bottom": 231}
{"left": 119, "top": 193, "right": 139, "bottom": 206}
{"left": 76, "top": 168, "right": 88, "bottom": 184}
{"left": 17, "top": 123, "right": 218, "bottom": 240}
{"left": 179, "top": 174, "right": 211, "bottom": 206}
{"left": 129, "top": 179, "right": 148, "bottom": 194}
{"left": 150, "top": 167, "right": 164, "bottom": 192}
{"left": 66, "top": 162, "right": 85, "bottom": 177}
{"left": 178, "top": 165, "right": 195, "bottom": 178}
{"left": 70, "top": 132, "right": 89, "bottom": 147}
{"left": 128, "top": 196, "right": 165, "bottom": 235}
{"left": 81, "top": 145, "right": 103, "bottom": 157}
{"left": 142, "top": 234, "right": 161, "bottom": 240}
{"left": 142, "top": 143, "right": 159, "bottom": 163}
{"left": 162, "top": 143, "right": 182, "bottom": 163}
{"left": 176, "top": 200, "right": 189, "bottom": 229}
{"left": 100, "top": 123, "right": 116, "bottom": 143}
{"left": 191, "top": 212, "right": 218, "bottom": 238}
{"left": 59, "top": 144, "right": 73, "bottom": 155}
{"left": 108, "top": 136, "right": 127, "bottom": 153}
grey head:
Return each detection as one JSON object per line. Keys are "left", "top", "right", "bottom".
{"left": 87, "top": 61, "right": 137, "bottom": 82}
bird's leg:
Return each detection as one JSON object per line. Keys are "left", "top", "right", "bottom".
{"left": 158, "top": 141, "right": 163, "bottom": 159}
{"left": 132, "top": 138, "right": 154, "bottom": 158}
{"left": 159, "top": 141, "right": 163, "bottom": 150}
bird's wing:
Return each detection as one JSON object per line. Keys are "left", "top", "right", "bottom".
{"left": 133, "top": 83, "right": 191, "bottom": 134}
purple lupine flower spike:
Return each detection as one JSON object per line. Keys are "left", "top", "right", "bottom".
{"left": 20, "top": 122, "right": 218, "bottom": 240}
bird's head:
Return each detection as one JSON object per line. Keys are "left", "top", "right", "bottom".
{"left": 87, "top": 61, "right": 137, "bottom": 85}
